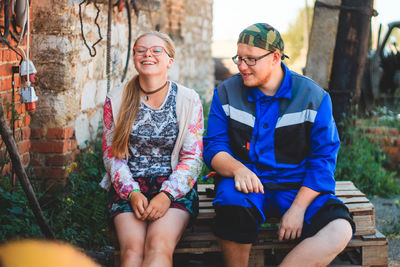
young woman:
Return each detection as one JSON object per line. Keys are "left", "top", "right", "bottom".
{"left": 100, "top": 31, "right": 204, "bottom": 267}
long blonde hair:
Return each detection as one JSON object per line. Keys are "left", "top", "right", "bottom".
{"left": 111, "top": 32, "right": 176, "bottom": 159}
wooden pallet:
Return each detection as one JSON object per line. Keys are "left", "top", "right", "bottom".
{"left": 112, "top": 181, "right": 388, "bottom": 267}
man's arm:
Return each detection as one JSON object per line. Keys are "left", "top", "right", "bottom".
{"left": 204, "top": 89, "right": 263, "bottom": 194}
{"left": 278, "top": 186, "right": 319, "bottom": 241}
{"left": 211, "top": 151, "right": 264, "bottom": 194}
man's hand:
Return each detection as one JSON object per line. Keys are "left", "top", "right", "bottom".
{"left": 278, "top": 204, "right": 306, "bottom": 241}
{"left": 141, "top": 192, "right": 171, "bottom": 221}
{"left": 233, "top": 167, "right": 264, "bottom": 194}
{"left": 129, "top": 191, "right": 148, "bottom": 220}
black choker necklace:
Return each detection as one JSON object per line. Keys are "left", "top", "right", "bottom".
{"left": 139, "top": 81, "right": 168, "bottom": 101}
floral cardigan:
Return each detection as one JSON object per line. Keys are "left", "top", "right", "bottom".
{"left": 100, "top": 85, "right": 204, "bottom": 200}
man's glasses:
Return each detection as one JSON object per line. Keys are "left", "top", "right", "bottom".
{"left": 232, "top": 51, "right": 274, "bottom": 66}
{"left": 133, "top": 46, "right": 171, "bottom": 57}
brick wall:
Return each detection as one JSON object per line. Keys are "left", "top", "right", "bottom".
{"left": 366, "top": 126, "right": 400, "bottom": 170}
{"left": 0, "top": 6, "right": 31, "bottom": 178}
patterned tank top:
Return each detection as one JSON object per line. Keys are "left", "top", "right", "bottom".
{"left": 127, "top": 82, "right": 179, "bottom": 177}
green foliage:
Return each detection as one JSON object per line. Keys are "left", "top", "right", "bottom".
{"left": 45, "top": 139, "right": 108, "bottom": 249}
{"left": 362, "top": 106, "right": 400, "bottom": 130}
{"left": 0, "top": 137, "right": 109, "bottom": 249}
{"left": 0, "top": 179, "right": 43, "bottom": 239}
{"left": 335, "top": 115, "right": 400, "bottom": 197}
{"left": 382, "top": 200, "right": 400, "bottom": 238}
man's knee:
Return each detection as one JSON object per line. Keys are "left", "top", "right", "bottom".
{"left": 322, "top": 219, "right": 353, "bottom": 249}
{"left": 213, "top": 205, "right": 262, "bottom": 244}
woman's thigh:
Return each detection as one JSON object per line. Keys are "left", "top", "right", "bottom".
{"left": 114, "top": 212, "right": 147, "bottom": 250}
{"left": 145, "top": 208, "right": 190, "bottom": 251}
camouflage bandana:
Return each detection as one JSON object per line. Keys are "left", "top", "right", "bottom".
{"left": 238, "top": 23, "right": 289, "bottom": 60}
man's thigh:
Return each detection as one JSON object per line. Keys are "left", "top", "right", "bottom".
{"left": 213, "top": 178, "right": 266, "bottom": 243}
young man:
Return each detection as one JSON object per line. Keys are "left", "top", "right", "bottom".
{"left": 204, "top": 23, "right": 355, "bottom": 267}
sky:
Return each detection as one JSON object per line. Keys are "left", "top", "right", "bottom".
{"left": 213, "top": 0, "right": 400, "bottom": 41}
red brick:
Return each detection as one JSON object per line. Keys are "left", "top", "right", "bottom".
{"left": 31, "top": 141, "right": 70, "bottom": 153}
{"left": 17, "top": 140, "right": 31, "bottom": 154}
{"left": 45, "top": 153, "right": 73, "bottom": 166}
{"left": 388, "top": 128, "right": 399, "bottom": 136}
{"left": 21, "top": 153, "right": 30, "bottom": 167}
{"left": 23, "top": 114, "right": 31, "bottom": 126}
{"left": 367, "top": 127, "right": 384, "bottom": 135}
{"left": 19, "top": 128, "right": 31, "bottom": 143}
{"left": 0, "top": 77, "right": 12, "bottom": 91}
{"left": 46, "top": 127, "right": 74, "bottom": 140}
{"left": 0, "top": 163, "right": 11, "bottom": 176}
{"left": 31, "top": 128, "right": 43, "bottom": 139}
{"left": 34, "top": 167, "right": 67, "bottom": 179}
{"left": 0, "top": 63, "right": 13, "bottom": 76}
{"left": 382, "top": 146, "right": 399, "bottom": 155}
{"left": 30, "top": 153, "right": 45, "bottom": 167}
{"left": 71, "top": 150, "right": 80, "bottom": 162}
{"left": 69, "top": 140, "right": 78, "bottom": 150}
{"left": 0, "top": 92, "right": 11, "bottom": 103}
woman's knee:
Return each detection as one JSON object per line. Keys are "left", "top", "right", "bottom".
{"left": 144, "top": 235, "right": 175, "bottom": 256}
{"left": 121, "top": 247, "right": 144, "bottom": 263}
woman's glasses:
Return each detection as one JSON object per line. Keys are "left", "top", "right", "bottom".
{"left": 133, "top": 46, "right": 171, "bottom": 57}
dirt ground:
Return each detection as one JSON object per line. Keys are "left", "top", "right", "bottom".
{"left": 370, "top": 197, "right": 400, "bottom": 266}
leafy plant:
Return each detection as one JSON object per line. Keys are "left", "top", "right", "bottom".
{"left": 0, "top": 178, "right": 43, "bottom": 240}
{"left": 45, "top": 138, "right": 109, "bottom": 249}
{"left": 335, "top": 114, "right": 400, "bottom": 197}
{"left": 0, "top": 136, "right": 109, "bottom": 249}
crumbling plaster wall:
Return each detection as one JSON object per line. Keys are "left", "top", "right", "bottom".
{"left": 29, "top": 0, "right": 213, "bottom": 181}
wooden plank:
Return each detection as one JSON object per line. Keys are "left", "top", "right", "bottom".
{"left": 353, "top": 215, "right": 376, "bottom": 236}
{"left": 335, "top": 183, "right": 358, "bottom": 191}
{"left": 346, "top": 202, "right": 374, "bottom": 213}
{"left": 335, "top": 190, "right": 366, "bottom": 197}
{"left": 362, "top": 245, "right": 388, "bottom": 266}
{"left": 248, "top": 249, "right": 265, "bottom": 267}
{"left": 338, "top": 196, "right": 370, "bottom": 204}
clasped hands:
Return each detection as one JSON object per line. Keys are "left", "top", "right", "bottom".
{"left": 234, "top": 167, "right": 305, "bottom": 241}
{"left": 129, "top": 191, "right": 171, "bottom": 221}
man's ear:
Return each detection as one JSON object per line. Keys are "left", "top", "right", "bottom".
{"left": 273, "top": 51, "right": 281, "bottom": 64}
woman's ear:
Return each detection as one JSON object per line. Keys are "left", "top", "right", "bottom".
{"left": 167, "top": 58, "right": 174, "bottom": 69}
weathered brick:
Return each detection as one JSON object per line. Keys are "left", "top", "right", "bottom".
{"left": 31, "top": 128, "right": 43, "bottom": 139}
{"left": 0, "top": 63, "right": 12, "bottom": 77}
{"left": 46, "top": 126, "right": 74, "bottom": 140}
{"left": 45, "top": 153, "right": 73, "bottom": 166}
{"left": 34, "top": 167, "right": 67, "bottom": 179}
{"left": 31, "top": 141, "right": 70, "bottom": 153}
{"left": 382, "top": 146, "right": 399, "bottom": 155}
{"left": 388, "top": 128, "right": 399, "bottom": 136}
{"left": 17, "top": 140, "right": 31, "bottom": 154}
{"left": 69, "top": 139, "right": 78, "bottom": 150}
{"left": 21, "top": 153, "right": 30, "bottom": 166}
{"left": 23, "top": 114, "right": 31, "bottom": 126}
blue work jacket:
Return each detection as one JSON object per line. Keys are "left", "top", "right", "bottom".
{"left": 204, "top": 63, "right": 340, "bottom": 194}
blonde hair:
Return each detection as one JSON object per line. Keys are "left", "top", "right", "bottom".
{"left": 111, "top": 32, "right": 175, "bottom": 159}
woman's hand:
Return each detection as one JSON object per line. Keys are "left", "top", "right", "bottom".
{"left": 129, "top": 191, "right": 148, "bottom": 220}
{"left": 141, "top": 192, "right": 171, "bottom": 221}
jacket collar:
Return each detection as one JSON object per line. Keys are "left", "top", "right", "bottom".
{"left": 247, "top": 62, "right": 292, "bottom": 102}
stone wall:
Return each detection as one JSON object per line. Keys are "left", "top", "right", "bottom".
{"left": 0, "top": 0, "right": 213, "bottom": 186}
